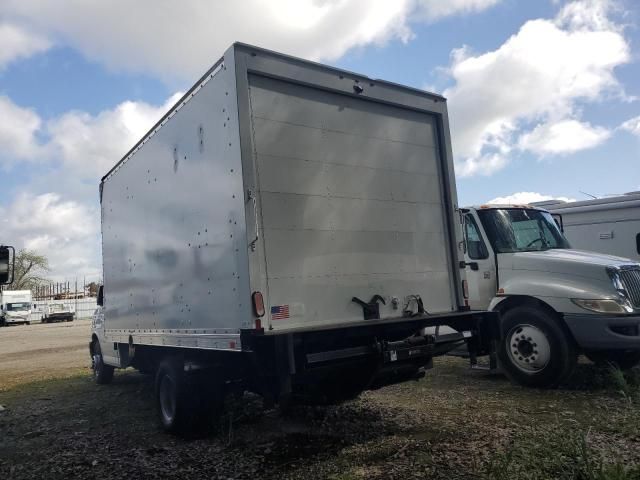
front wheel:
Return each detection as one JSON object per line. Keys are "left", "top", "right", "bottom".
{"left": 498, "top": 306, "right": 577, "bottom": 388}
{"left": 92, "top": 340, "right": 114, "bottom": 384}
{"left": 586, "top": 351, "right": 640, "bottom": 370}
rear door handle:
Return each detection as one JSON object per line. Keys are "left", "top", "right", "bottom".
{"left": 459, "top": 261, "right": 479, "bottom": 271}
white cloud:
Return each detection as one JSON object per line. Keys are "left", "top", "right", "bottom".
{"left": 518, "top": 119, "right": 611, "bottom": 155}
{"left": 487, "top": 192, "right": 576, "bottom": 205}
{"left": 0, "top": 192, "right": 100, "bottom": 279}
{"left": 0, "top": 96, "right": 43, "bottom": 161}
{"left": 0, "top": 93, "right": 184, "bottom": 279}
{"left": 3, "top": 0, "right": 500, "bottom": 80}
{"left": 0, "top": 22, "right": 50, "bottom": 69}
{"left": 416, "top": 0, "right": 501, "bottom": 20}
{"left": 620, "top": 115, "right": 640, "bottom": 136}
{"left": 444, "top": 0, "right": 629, "bottom": 177}
{"left": 0, "top": 92, "right": 182, "bottom": 177}
{"left": 47, "top": 93, "right": 183, "bottom": 178}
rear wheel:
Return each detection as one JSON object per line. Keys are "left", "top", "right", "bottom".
{"left": 155, "top": 357, "right": 222, "bottom": 434}
{"left": 498, "top": 306, "right": 577, "bottom": 388}
{"left": 586, "top": 351, "right": 640, "bottom": 370}
{"left": 92, "top": 340, "right": 114, "bottom": 384}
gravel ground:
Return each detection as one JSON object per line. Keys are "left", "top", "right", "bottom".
{"left": 1, "top": 322, "right": 639, "bottom": 479}
{"left": 0, "top": 320, "right": 91, "bottom": 391}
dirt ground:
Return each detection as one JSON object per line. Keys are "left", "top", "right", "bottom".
{"left": 0, "top": 320, "right": 91, "bottom": 390}
{"left": 1, "top": 323, "right": 640, "bottom": 479}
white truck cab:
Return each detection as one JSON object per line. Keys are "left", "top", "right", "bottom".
{"left": 462, "top": 205, "right": 640, "bottom": 387}
{"left": 0, "top": 290, "right": 33, "bottom": 326}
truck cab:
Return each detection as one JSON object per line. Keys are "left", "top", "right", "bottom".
{"left": 1, "top": 290, "right": 33, "bottom": 326}
{"left": 462, "top": 205, "right": 640, "bottom": 387}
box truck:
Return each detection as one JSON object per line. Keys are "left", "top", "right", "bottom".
{"left": 91, "top": 43, "right": 498, "bottom": 432}
{"left": 0, "top": 290, "right": 32, "bottom": 326}
{"left": 539, "top": 192, "right": 640, "bottom": 261}
{"left": 461, "top": 204, "right": 640, "bottom": 387}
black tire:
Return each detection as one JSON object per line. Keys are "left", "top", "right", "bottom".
{"left": 586, "top": 351, "right": 640, "bottom": 370}
{"left": 92, "top": 340, "right": 114, "bottom": 385}
{"left": 498, "top": 306, "right": 577, "bottom": 388}
{"left": 155, "top": 358, "right": 222, "bottom": 434}
{"left": 25, "top": 321, "right": 30, "bottom": 326}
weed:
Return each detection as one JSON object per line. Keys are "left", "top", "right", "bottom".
{"left": 483, "top": 425, "right": 640, "bottom": 480}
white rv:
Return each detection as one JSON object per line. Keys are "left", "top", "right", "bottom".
{"left": 0, "top": 290, "right": 33, "bottom": 326}
{"left": 539, "top": 192, "right": 640, "bottom": 261}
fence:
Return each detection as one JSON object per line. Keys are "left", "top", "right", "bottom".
{"left": 31, "top": 297, "right": 98, "bottom": 322}
{"left": 29, "top": 278, "right": 101, "bottom": 322}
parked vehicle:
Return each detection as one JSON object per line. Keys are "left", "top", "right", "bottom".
{"left": 538, "top": 192, "right": 640, "bottom": 261}
{"left": 41, "top": 301, "right": 75, "bottom": 323}
{"left": 461, "top": 204, "right": 640, "bottom": 387}
{"left": 91, "top": 43, "right": 498, "bottom": 432}
{"left": 0, "top": 290, "right": 32, "bottom": 326}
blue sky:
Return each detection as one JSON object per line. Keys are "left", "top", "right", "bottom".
{"left": 0, "top": 0, "right": 638, "bottom": 278}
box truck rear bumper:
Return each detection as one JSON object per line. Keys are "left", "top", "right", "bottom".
{"left": 243, "top": 310, "right": 499, "bottom": 403}
{"left": 564, "top": 313, "right": 640, "bottom": 350}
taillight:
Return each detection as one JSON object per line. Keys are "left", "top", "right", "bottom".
{"left": 252, "top": 291, "right": 265, "bottom": 317}
{"left": 462, "top": 280, "right": 469, "bottom": 299}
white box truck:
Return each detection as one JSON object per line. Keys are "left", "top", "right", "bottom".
{"left": 1, "top": 290, "right": 32, "bottom": 326}
{"left": 461, "top": 204, "right": 640, "bottom": 388}
{"left": 91, "top": 43, "right": 498, "bottom": 433}
{"left": 539, "top": 192, "right": 640, "bottom": 261}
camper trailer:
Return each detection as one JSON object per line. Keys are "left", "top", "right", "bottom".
{"left": 540, "top": 192, "right": 640, "bottom": 261}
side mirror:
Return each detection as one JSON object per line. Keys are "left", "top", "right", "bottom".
{"left": 0, "top": 246, "right": 15, "bottom": 285}
{"left": 97, "top": 285, "right": 104, "bottom": 306}
{"left": 552, "top": 213, "right": 564, "bottom": 233}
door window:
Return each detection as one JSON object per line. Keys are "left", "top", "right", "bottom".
{"left": 465, "top": 215, "right": 489, "bottom": 259}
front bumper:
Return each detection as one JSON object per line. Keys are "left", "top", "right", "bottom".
{"left": 564, "top": 313, "right": 640, "bottom": 350}
{"left": 5, "top": 317, "right": 28, "bottom": 324}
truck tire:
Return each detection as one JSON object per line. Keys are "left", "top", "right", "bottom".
{"left": 586, "top": 351, "right": 640, "bottom": 370}
{"left": 155, "top": 358, "right": 222, "bottom": 434}
{"left": 498, "top": 306, "right": 577, "bottom": 388}
{"left": 92, "top": 340, "right": 114, "bottom": 385}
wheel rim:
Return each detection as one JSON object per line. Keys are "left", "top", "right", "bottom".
{"left": 506, "top": 324, "right": 551, "bottom": 373}
{"left": 92, "top": 343, "right": 102, "bottom": 378}
{"left": 159, "top": 375, "right": 176, "bottom": 424}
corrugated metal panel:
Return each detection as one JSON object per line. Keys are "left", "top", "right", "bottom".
{"left": 248, "top": 74, "right": 453, "bottom": 330}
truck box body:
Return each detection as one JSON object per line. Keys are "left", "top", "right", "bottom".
{"left": 101, "top": 43, "right": 464, "bottom": 351}
{"left": 1, "top": 290, "right": 32, "bottom": 325}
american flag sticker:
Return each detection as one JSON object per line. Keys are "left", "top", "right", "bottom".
{"left": 271, "top": 305, "right": 290, "bottom": 320}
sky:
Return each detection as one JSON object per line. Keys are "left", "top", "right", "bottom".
{"left": 0, "top": 0, "right": 638, "bottom": 280}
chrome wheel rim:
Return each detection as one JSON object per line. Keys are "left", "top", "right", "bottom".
{"left": 506, "top": 324, "right": 551, "bottom": 373}
{"left": 159, "top": 375, "right": 176, "bottom": 424}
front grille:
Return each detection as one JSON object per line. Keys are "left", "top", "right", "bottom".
{"left": 619, "top": 266, "right": 640, "bottom": 308}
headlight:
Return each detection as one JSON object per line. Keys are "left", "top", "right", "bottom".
{"left": 571, "top": 298, "right": 632, "bottom": 314}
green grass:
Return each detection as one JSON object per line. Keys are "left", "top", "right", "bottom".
{"left": 2, "top": 358, "right": 640, "bottom": 480}
{"left": 484, "top": 424, "right": 640, "bottom": 480}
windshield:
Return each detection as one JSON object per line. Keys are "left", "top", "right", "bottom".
{"left": 7, "top": 302, "right": 30, "bottom": 311}
{"left": 477, "top": 208, "right": 571, "bottom": 253}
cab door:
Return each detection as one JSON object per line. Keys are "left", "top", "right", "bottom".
{"left": 463, "top": 212, "right": 497, "bottom": 310}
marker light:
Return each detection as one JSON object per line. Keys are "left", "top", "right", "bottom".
{"left": 252, "top": 291, "right": 265, "bottom": 317}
